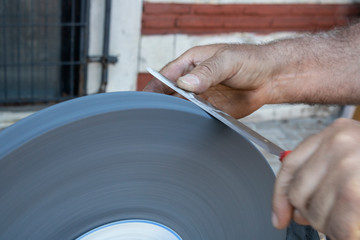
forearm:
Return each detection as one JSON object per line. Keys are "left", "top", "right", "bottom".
{"left": 269, "top": 23, "right": 360, "bottom": 105}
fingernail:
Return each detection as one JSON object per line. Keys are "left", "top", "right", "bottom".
{"left": 272, "top": 212, "right": 279, "bottom": 228}
{"left": 178, "top": 74, "right": 200, "bottom": 88}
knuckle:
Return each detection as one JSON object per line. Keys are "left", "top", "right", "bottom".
{"left": 339, "top": 177, "right": 360, "bottom": 204}
{"left": 216, "top": 45, "right": 236, "bottom": 56}
{"left": 332, "top": 117, "right": 352, "bottom": 127}
{"left": 187, "top": 45, "right": 202, "bottom": 53}
{"left": 328, "top": 129, "right": 354, "bottom": 149}
{"left": 281, "top": 158, "right": 297, "bottom": 174}
{"left": 181, "top": 46, "right": 204, "bottom": 61}
{"left": 337, "top": 155, "right": 358, "bottom": 173}
{"left": 197, "top": 61, "right": 219, "bottom": 79}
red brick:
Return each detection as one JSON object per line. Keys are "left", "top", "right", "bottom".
{"left": 223, "top": 16, "right": 272, "bottom": 28}
{"left": 290, "top": 5, "right": 337, "bottom": 16}
{"left": 335, "top": 5, "right": 360, "bottom": 16}
{"left": 314, "top": 16, "right": 337, "bottom": 27}
{"left": 142, "top": 28, "right": 178, "bottom": 35}
{"left": 272, "top": 16, "right": 317, "bottom": 28}
{"left": 191, "top": 4, "right": 246, "bottom": 15}
{"left": 177, "top": 15, "right": 224, "bottom": 28}
{"left": 137, "top": 73, "right": 153, "bottom": 91}
{"left": 243, "top": 5, "right": 292, "bottom": 16}
{"left": 335, "top": 16, "right": 350, "bottom": 26}
{"left": 143, "top": 2, "right": 191, "bottom": 15}
{"left": 182, "top": 27, "right": 273, "bottom": 34}
{"left": 142, "top": 15, "right": 176, "bottom": 28}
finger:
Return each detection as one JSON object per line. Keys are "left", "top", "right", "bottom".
{"left": 287, "top": 120, "right": 360, "bottom": 230}
{"left": 177, "top": 47, "right": 240, "bottom": 94}
{"left": 143, "top": 60, "right": 190, "bottom": 94}
{"left": 325, "top": 173, "right": 360, "bottom": 240}
{"left": 272, "top": 133, "right": 324, "bottom": 229}
{"left": 144, "top": 45, "right": 221, "bottom": 93}
{"left": 293, "top": 209, "right": 310, "bottom": 226}
{"left": 302, "top": 164, "right": 339, "bottom": 231}
{"left": 287, "top": 138, "right": 357, "bottom": 229}
{"left": 143, "top": 61, "right": 191, "bottom": 93}
{"left": 291, "top": 150, "right": 352, "bottom": 231}
{"left": 286, "top": 143, "right": 335, "bottom": 218}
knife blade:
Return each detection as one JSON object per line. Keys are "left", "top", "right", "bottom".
{"left": 147, "top": 67, "right": 289, "bottom": 158}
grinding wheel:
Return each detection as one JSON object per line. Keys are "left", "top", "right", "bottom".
{"left": 0, "top": 92, "right": 286, "bottom": 239}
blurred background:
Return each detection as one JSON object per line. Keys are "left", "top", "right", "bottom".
{"left": 1, "top": 0, "right": 360, "bottom": 174}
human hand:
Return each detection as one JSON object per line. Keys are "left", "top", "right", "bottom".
{"left": 272, "top": 118, "right": 360, "bottom": 240}
{"left": 143, "top": 44, "right": 282, "bottom": 118}
{"left": 144, "top": 24, "right": 360, "bottom": 117}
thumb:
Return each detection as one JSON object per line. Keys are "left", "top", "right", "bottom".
{"left": 177, "top": 56, "right": 224, "bottom": 94}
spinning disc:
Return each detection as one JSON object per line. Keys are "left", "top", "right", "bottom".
{"left": 0, "top": 92, "right": 286, "bottom": 239}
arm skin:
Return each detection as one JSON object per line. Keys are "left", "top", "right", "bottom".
{"left": 144, "top": 23, "right": 360, "bottom": 240}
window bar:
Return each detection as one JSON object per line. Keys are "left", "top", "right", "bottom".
{"left": 99, "top": 0, "right": 111, "bottom": 93}
{"left": 44, "top": 0, "right": 49, "bottom": 100}
{"left": 78, "top": 0, "right": 87, "bottom": 96}
{"left": 70, "top": 0, "right": 76, "bottom": 96}
{"left": 16, "top": 0, "right": 21, "bottom": 100}
{"left": 58, "top": 0, "right": 62, "bottom": 96}
{"left": 30, "top": 0, "right": 35, "bottom": 101}
{"left": 83, "top": 0, "right": 90, "bottom": 96}
{"left": 2, "top": 0, "right": 8, "bottom": 99}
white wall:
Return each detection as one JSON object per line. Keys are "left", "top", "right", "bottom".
{"left": 140, "top": 32, "right": 296, "bottom": 72}
{"left": 106, "top": 0, "right": 142, "bottom": 92}
{"left": 87, "top": 0, "right": 105, "bottom": 94}
{"left": 87, "top": 0, "right": 142, "bottom": 94}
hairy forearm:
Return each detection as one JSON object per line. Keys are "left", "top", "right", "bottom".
{"left": 269, "top": 22, "right": 360, "bottom": 105}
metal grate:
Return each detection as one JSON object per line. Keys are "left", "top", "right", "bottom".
{"left": 0, "top": 0, "right": 89, "bottom": 104}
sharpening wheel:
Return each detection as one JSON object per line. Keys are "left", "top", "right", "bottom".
{"left": 0, "top": 92, "right": 287, "bottom": 239}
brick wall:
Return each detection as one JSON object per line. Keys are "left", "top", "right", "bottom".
{"left": 142, "top": 2, "right": 360, "bottom": 35}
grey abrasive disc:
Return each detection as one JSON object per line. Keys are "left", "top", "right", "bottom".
{"left": 0, "top": 92, "right": 286, "bottom": 239}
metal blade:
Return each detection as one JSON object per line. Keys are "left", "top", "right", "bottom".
{"left": 147, "top": 67, "right": 285, "bottom": 156}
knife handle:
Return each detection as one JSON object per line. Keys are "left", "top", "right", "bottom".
{"left": 279, "top": 151, "right": 292, "bottom": 162}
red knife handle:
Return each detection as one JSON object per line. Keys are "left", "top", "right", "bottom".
{"left": 280, "top": 151, "right": 292, "bottom": 162}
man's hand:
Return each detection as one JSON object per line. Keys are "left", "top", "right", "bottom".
{"left": 144, "top": 44, "right": 281, "bottom": 118}
{"left": 273, "top": 118, "right": 360, "bottom": 240}
{"left": 144, "top": 23, "right": 360, "bottom": 119}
